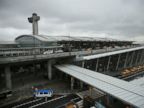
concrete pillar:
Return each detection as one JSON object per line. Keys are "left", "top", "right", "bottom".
{"left": 116, "top": 54, "right": 121, "bottom": 70}
{"left": 47, "top": 60, "right": 52, "bottom": 80}
{"left": 5, "top": 66, "right": 12, "bottom": 89}
{"left": 106, "top": 95, "right": 110, "bottom": 106}
{"left": 71, "top": 77, "right": 74, "bottom": 90}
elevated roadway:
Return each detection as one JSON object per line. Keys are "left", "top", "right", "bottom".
{"left": 0, "top": 48, "right": 138, "bottom": 64}
{"left": 0, "top": 47, "right": 129, "bottom": 64}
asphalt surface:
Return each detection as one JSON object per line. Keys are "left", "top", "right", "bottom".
{"left": 0, "top": 94, "right": 81, "bottom": 108}
{"left": 0, "top": 95, "right": 59, "bottom": 108}
{"left": 32, "top": 94, "right": 80, "bottom": 108}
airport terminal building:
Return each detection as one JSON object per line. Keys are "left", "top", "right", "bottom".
{"left": 15, "top": 34, "right": 133, "bottom": 49}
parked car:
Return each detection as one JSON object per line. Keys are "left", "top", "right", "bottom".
{"left": 54, "top": 49, "right": 63, "bottom": 53}
{"left": 43, "top": 50, "right": 53, "bottom": 54}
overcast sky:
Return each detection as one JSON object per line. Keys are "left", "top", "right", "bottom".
{"left": 0, "top": 0, "right": 144, "bottom": 41}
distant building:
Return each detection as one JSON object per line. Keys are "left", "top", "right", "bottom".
{"left": 0, "top": 41, "right": 18, "bottom": 48}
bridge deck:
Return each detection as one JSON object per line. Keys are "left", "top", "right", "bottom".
{"left": 55, "top": 64, "right": 144, "bottom": 108}
{"left": 0, "top": 47, "right": 127, "bottom": 64}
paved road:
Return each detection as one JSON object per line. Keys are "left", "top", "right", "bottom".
{"left": 0, "top": 95, "right": 60, "bottom": 108}
{"left": 32, "top": 94, "right": 81, "bottom": 108}
{"left": 0, "top": 94, "right": 81, "bottom": 108}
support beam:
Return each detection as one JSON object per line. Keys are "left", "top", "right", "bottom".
{"left": 95, "top": 58, "right": 99, "bottom": 71}
{"left": 71, "top": 77, "right": 74, "bottom": 90}
{"left": 139, "top": 50, "right": 144, "bottom": 65}
{"left": 47, "top": 60, "right": 52, "bottom": 80}
{"left": 5, "top": 66, "right": 12, "bottom": 89}
{"left": 124, "top": 52, "right": 129, "bottom": 68}
{"left": 130, "top": 51, "right": 135, "bottom": 67}
{"left": 116, "top": 54, "right": 121, "bottom": 71}
{"left": 106, "top": 56, "right": 111, "bottom": 72}
{"left": 141, "top": 54, "right": 144, "bottom": 64}
{"left": 135, "top": 51, "right": 140, "bottom": 66}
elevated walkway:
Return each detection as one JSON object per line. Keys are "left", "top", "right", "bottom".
{"left": 55, "top": 64, "right": 144, "bottom": 108}
{"left": 81, "top": 46, "right": 144, "bottom": 60}
{"left": 130, "top": 76, "right": 144, "bottom": 87}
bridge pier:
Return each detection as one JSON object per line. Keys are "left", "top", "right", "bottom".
{"left": 5, "top": 66, "right": 12, "bottom": 89}
{"left": 47, "top": 60, "right": 52, "bottom": 80}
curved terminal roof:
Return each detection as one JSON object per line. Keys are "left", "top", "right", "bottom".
{"left": 15, "top": 34, "right": 129, "bottom": 42}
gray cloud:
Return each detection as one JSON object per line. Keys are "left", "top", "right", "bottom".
{"left": 0, "top": 0, "right": 144, "bottom": 41}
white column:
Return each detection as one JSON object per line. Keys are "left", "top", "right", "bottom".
{"left": 5, "top": 66, "right": 12, "bottom": 89}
